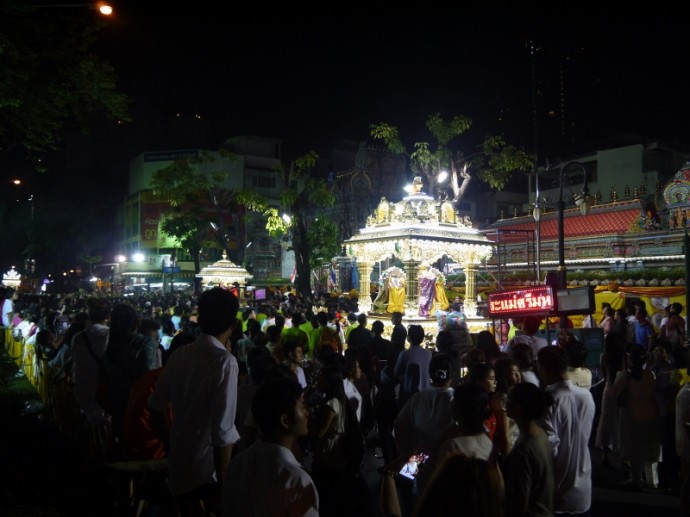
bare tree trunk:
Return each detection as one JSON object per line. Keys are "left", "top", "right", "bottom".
{"left": 450, "top": 161, "right": 473, "bottom": 210}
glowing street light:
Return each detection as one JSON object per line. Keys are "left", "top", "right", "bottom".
{"left": 31, "top": 2, "right": 114, "bottom": 15}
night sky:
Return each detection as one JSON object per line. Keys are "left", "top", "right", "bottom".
{"left": 94, "top": 7, "right": 690, "bottom": 162}
{"left": 3, "top": 6, "right": 690, "bottom": 273}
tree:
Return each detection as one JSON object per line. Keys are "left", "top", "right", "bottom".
{"left": 151, "top": 150, "right": 284, "bottom": 271}
{"left": 370, "top": 113, "right": 534, "bottom": 210}
{"left": 277, "top": 152, "right": 338, "bottom": 300}
{"left": 0, "top": 1, "right": 130, "bottom": 172}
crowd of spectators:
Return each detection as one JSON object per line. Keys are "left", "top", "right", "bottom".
{"left": 1, "top": 284, "right": 690, "bottom": 516}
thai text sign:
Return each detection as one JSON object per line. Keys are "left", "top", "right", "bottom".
{"left": 488, "top": 285, "right": 555, "bottom": 318}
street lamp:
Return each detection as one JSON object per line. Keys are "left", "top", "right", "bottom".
{"left": 532, "top": 161, "right": 591, "bottom": 328}
{"left": 30, "top": 2, "right": 114, "bottom": 15}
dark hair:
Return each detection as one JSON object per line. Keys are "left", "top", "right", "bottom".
{"left": 344, "top": 348, "right": 361, "bottom": 379}
{"left": 564, "top": 339, "right": 588, "bottom": 369}
{"left": 453, "top": 383, "right": 491, "bottom": 434}
{"left": 109, "top": 303, "right": 140, "bottom": 345}
{"left": 197, "top": 288, "right": 239, "bottom": 335}
{"left": 508, "top": 381, "right": 554, "bottom": 420}
{"left": 429, "top": 353, "right": 452, "bottom": 385}
{"left": 392, "top": 311, "right": 403, "bottom": 324}
{"left": 508, "top": 343, "right": 534, "bottom": 370}
{"left": 139, "top": 318, "right": 161, "bottom": 335}
{"left": 467, "top": 361, "right": 494, "bottom": 385}
{"left": 494, "top": 357, "right": 518, "bottom": 393}
{"left": 356, "top": 313, "right": 367, "bottom": 326}
{"left": 408, "top": 324, "right": 425, "bottom": 346}
{"left": 166, "top": 331, "right": 196, "bottom": 363}
{"left": 282, "top": 336, "right": 303, "bottom": 360}
{"left": 537, "top": 345, "right": 569, "bottom": 375}
{"left": 371, "top": 320, "right": 384, "bottom": 334}
{"left": 251, "top": 378, "right": 304, "bottom": 437}
{"left": 317, "top": 311, "right": 329, "bottom": 326}
{"left": 266, "top": 325, "right": 282, "bottom": 343}
{"left": 348, "top": 312, "right": 358, "bottom": 323}
{"left": 87, "top": 297, "right": 112, "bottom": 323}
{"left": 435, "top": 330, "right": 454, "bottom": 353}
{"left": 318, "top": 365, "right": 347, "bottom": 403}
{"left": 522, "top": 316, "right": 541, "bottom": 335}
{"left": 475, "top": 331, "right": 501, "bottom": 361}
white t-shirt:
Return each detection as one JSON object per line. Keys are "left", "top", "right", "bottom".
{"left": 2, "top": 298, "right": 14, "bottom": 327}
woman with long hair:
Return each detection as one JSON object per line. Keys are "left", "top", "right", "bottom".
{"left": 309, "top": 364, "right": 369, "bottom": 516}
{"left": 612, "top": 345, "right": 661, "bottom": 489}
{"left": 104, "top": 303, "right": 159, "bottom": 446}
{"left": 595, "top": 332, "right": 626, "bottom": 466}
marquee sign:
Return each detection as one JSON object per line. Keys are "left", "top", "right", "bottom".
{"left": 488, "top": 285, "right": 555, "bottom": 318}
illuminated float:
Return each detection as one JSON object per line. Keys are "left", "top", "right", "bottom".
{"left": 196, "top": 251, "right": 253, "bottom": 301}
{"left": 342, "top": 176, "right": 494, "bottom": 335}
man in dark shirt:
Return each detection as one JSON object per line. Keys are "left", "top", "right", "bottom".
{"left": 390, "top": 311, "right": 406, "bottom": 349}
{"left": 347, "top": 313, "right": 373, "bottom": 349}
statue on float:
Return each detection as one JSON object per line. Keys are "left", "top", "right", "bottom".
{"left": 372, "top": 266, "right": 406, "bottom": 314}
{"left": 418, "top": 267, "right": 450, "bottom": 317}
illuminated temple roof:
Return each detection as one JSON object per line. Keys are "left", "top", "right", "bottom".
{"left": 343, "top": 192, "right": 494, "bottom": 265}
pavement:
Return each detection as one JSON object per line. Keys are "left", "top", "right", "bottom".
{"left": 0, "top": 345, "right": 682, "bottom": 516}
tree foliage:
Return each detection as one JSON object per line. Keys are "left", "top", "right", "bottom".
{"left": 277, "top": 151, "right": 338, "bottom": 298}
{"left": 151, "top": 150, "right": 285, "bottom": 273}
{"left": 370, "top": 113, "right": 534, "bottom": 208}
{"left": 0, "top": 1, "right": 130, "bottom": 171}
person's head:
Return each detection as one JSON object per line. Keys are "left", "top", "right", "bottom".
{"left": 139, "top": 318, "right": 161, "bottom": 342}
{"left": 506, "top": 381, "right": 554, "bottom": 422}
{"left": 242, "top": 307, "right": 255, "bottom": 322}
{"left": 356, "top": 313, "right": 367, "bottom": 327}
{"left": 407, "top": 325, "right": 425, "bottom": 346}
{"left": 493, "top": 357, "right": 520, "bottom": 392}
{"left": 429, "top": 353, "right": 453, "bottom": 386}
{"left": 451, "top": 302, "right": 462, "bottom": 313}
{"left": 475, "top": 331, "right": 501, "bottom": 361}
{"left": 467, "top": 362, "right": 496, "bottom": 394}
{"left": 601, "top": 302, "right": 611, "bottom": 313}
{"left": 317, "top": 364, "right": 346, "bottom": 401}
{"left": 508, "top": 342, "right": 534, "bottom": 371}
{"left": 87, "top": 297, "right": 112, "bottom": 324}
{"left": 347, "top": 312, "right": 358, "bottom": 324}
{"left": 371, "top": 320, "right": 384, "bottom": 336}
{"left": 522, "top": 315, "right": 541, "bottom": 336}
{"left": 246, "top": 318, "right": 261, "bottom": 337}
{"left": 251, "top": 378, "right": 308, "bottom": 440}
{"left": 537, "top": 345, "right": 569, "bottom": 384}
{"left": 344, "top": 348, "right": 362, "bottom": 380}
{"left": 435, "top": 330, "right": 454, "bottom": 354}
{"left": 291, "top": 311, "right": 304, "bottom": 326}
{"left": 614, "top": 308, "right": 627, "bottom": 321}
{"left": 275, "top": 314, "right": 286, "bottom": 328}
{"left": 563, "top": 339, "right": 588, "bottom": 369}
{"left": 652, "top": 344, "right": 668, "bottom": 364}
{"left": 634, "top": 299, "right": 646, "bottom": 311}
{"left": 452, "top": 383, "right": 491, "bottom": 434}
{"left": 636, "top": 307, "right": 648, "bottom": 321}
{"left": 316, "top": 311, "right": 329, "bottom": 327}
{"left": 462, "top": 348, "right": 486, "bottom": 370}
{"left": 109, "top": 303, "right": 141, "bottom": 343}
{"left": 671, "top": 302, "right": 684, "bottom": 315}
{"left": 266, "top": 325, "right": 281, "bottom": 344}
{"left": 197, "top": 287, "right": 239, "bottom": 336}
{"left": 282, "top": 337, "right": 304, "bottom": 365}
{"left": 165, "top": 331, "right": 196, "bottom": 364}
{"left": 391, "top": 311, "right": 403, "bottom": 325}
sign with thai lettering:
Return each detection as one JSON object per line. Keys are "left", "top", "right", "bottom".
{"left": 488, "top": 285, "right": 555, "bottom": 318}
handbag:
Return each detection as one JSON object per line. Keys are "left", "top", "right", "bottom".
{"left": 616, "top": 372, "right": 629, "bottom": 408}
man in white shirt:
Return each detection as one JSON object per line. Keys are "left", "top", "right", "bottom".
{"left": 508, "top": 315, "right": 548, "bottom": 359}
{"left": 1, "top": 288, "right": 14, "bottom": 328}
{"left": 223, "top": 377, "right": 318, "bottom": 516}
{"left": 149, "top": 287, "right": 241, "bottom": 515}
{"left": 538, "top": 345, "right": 595, "bottom": 516}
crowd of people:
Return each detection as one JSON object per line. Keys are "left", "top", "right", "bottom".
{"left": 1, "top": 284, "right": 690, "bottom": 516}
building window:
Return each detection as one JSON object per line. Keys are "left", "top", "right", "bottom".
{"left": 252, "top": 175, "right": 276, "bottom": 189}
